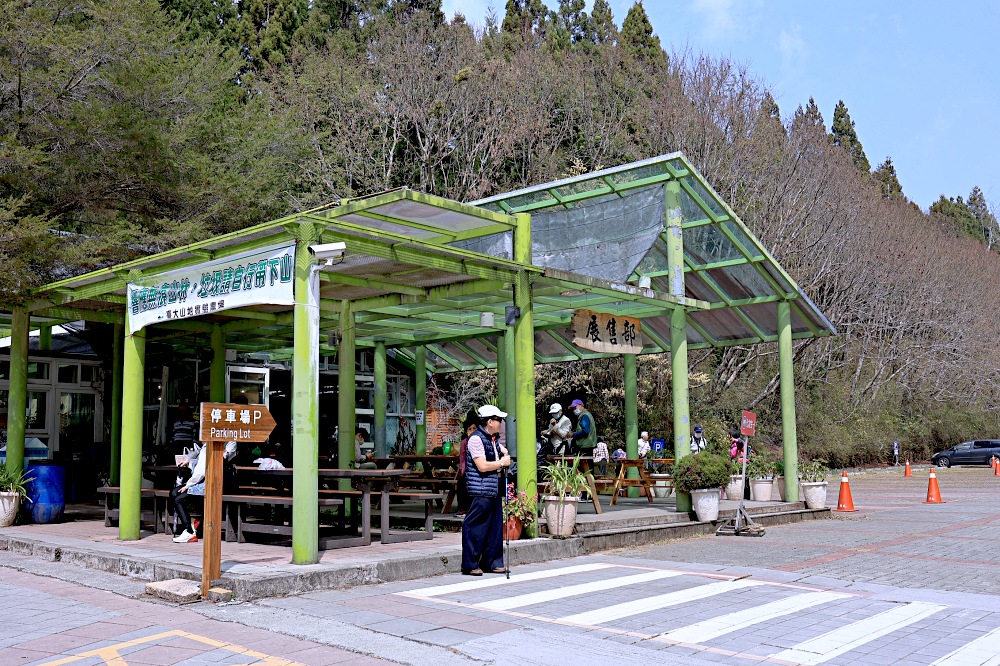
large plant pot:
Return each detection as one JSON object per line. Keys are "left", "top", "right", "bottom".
{"left": 542, "top": 495, "right": 579, "bottom": 537}
{"left": 750, "top": 478, "right": 773, "bottom": 502}
{"left": 504, "top": 516, "right": 523, "bottom": 541}
{"left": 650, "top": 473, "right": 673, "bottom": 498}
{"left": 0, "top": 492, "right": 20, "bottom": 527}
{"left": 691, "top": 488, "right": 720, "bottom": 522}
{"left": 800, "top": 481, "right": 829, "bottom": 509}
{"left": 774, "top": 476, "right": 786, "bottom": 501}
{"left": 725, "top": 475, "right": 744, "bottom": 500}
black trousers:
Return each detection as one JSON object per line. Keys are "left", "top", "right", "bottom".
{"left": 170, "top": 484, "right": 194, "bottom": 535}
{"left": 461, "top": 495, "right": 504, "bottom": 572}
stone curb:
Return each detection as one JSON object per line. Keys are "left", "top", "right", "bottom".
{"left": 0, "top": 507, "right": 827, "bottom": 601}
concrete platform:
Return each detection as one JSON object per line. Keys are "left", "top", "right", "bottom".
{"left": 0, "top": 497, "right": 828, "bottom": 601}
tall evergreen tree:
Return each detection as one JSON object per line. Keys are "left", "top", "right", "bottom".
{"left": 873, "top": 157, "right": 904, "bottom": 200}
{"left": 231, "top": 0, "right": 310, "bottom": 71}
{"left": 620, "top": 2, "right": 665, "bottom": 70}
{"left": 930, "top": 194, "right": 978, "bottom": 238}
{"left": 588, "top": 0, "right": 617, "bottom": 44}
{"left": 967, "top": 186, "right": 998, "bottom": 248}
{"left": 830, "top": 100, "right": 871, "bottom": 174}
{"left": 556, "top": 0, "right": 589, "bottom": 45}
{"left": 501, "top": 0, "right": 548, "bottom": 37}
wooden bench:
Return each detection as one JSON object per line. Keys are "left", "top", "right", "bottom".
{"left": 221, "top": 494, "right": 345, "bottom": 548}
{"left": 320, "top": 488, "right": 445, "bottom": 543}
{"left": 396, "top": 477, "right": 458, "bottom": 513}
{"left": 97, "top": 487, "right": 167, "bottom": 532}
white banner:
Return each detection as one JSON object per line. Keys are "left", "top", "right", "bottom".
{"left": 127, "top": 243, "right": 296, "bottom": 333}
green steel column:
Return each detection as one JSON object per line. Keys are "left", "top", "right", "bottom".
{"left": 337, "top": 300, "right": 356, "bottom": 482}
{"left": 512, "top": 213, "right": 535, "bottom": 507}
{"left": 38, "top": 325, "right": 52, "bottom": 351}
{"left": 5, "top": 307, "right": 29, "bottom": 476}
{"left": 778, "top": 301, "right": 799, "bottom": 502}
{"left": 210, "top": 324, "right": 226, "bottom": 402}
{"left": 374, "top": 341, "right": 387, "bottom": 457}
{"left": 414, "top": 346, "right": 426, "bottom": 454}
{"left": 665, "top": 180, "right": 692, "bottom": 512}
{"left": 503, "top": 327, "right": 516, "bottom": 454}
{"left": 119, "top": 324, "right": 145, "bottom": 540}
{"left": 624, "top": 353, "right": 640, "bottom": 497}
{"left": 495, "top": 335, "right": 506, "bottom": 412}
{"left": 110, "top": 323, "right": 124, "bottom": 487}
{"left": 292, "top": 226, "right": 320, "bottom": 564}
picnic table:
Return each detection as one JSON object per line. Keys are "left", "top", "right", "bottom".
{"left": 234, "top": 466, "right": 437, "bottom": 546}
{"left": 373, "top": 455, "right": 460, "bottom": 513}
{"left": 544, "top": 456, "right": 676, "bottom": 512}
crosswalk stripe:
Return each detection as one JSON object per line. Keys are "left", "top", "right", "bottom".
{"left": 558, "top": 578, "right": 762, "bottom": 626}
{"left": 476, "top": 569, "right": 685, "bottom": 611}
{"left": 773, "top": 601, "right": 945, "bottom": 665}
{"left": 658, "top": 591, "right": 850, "bottom": 644}
{"left": 399, "top": 563, "right": 616, "bottom": 598}
{"left": 931, "top": 624, "right": 1000, "bottom": 666}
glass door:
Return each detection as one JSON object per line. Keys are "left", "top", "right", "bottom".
{"left": 226, "top": 366, "right": 269, "bottom": 406}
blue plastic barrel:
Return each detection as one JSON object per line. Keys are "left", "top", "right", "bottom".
{"left": 26, "top": 462, "right": 65, "bottom": 524}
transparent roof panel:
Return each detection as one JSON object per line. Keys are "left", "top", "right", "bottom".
{"left": 679, "top": 272, "right": 720, "bottom": 303}
{"left": 689, "top": 308, "right": 755, "bottom": 342}
{"left": 706, "top": 264, "right": 778, "bottom": 301}
{"left": 685, "top": 222, "right": 744, "bottom": 266}
{"left": 339, "top": 213, "right": 437, "bottom": 239}
{"left": 372, "top": 199, "right": 499, "bottom": 235}
{"left": 683, "top": 179, "right": 726, "bottom": 218}
{"left": 721, "top": 221, "right": 761, "bottom": 259}
{"left": 680, "top": 187, "right": 714, "bottom": 224}
{"left": 738, "top": 303, "right": 780, "bottom": 337}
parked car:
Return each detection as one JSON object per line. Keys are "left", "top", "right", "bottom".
{"left": 932, "top": 440, "right": 1000, "bottom": 467}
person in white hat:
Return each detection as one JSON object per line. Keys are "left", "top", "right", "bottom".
{"left": 461, "top": 404, "right": 511, "bottom": 576}
{"left": 542, "top": 403, "right": 573, "bottom": 455}
{"left": 638, "top": 431, "right": 651, "bottom": 458}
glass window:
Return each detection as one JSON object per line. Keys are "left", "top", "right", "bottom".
{"left": 27, "top": 361, "right": 49, "bottom": 380}
{"left": 26, "top": 391, "right": 47, "bottom": 430}
{"left": 0, "top": 360, "right": 8, "bottom": 380}
{"left": 58, "top": 364, "right": 79, "bottom": 384}
{"left": 956, "top": 442, "right": 972, "bottom": 451}
{"left": 81, "top": 365, "right": 99, "bottom": 383}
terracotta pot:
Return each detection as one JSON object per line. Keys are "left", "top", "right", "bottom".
{"left": 504, "top": 515, "right": 523, "bottom": 541}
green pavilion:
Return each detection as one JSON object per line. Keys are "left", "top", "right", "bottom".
{"left": 0, "top": 153, "right": 835, "bottom": 563}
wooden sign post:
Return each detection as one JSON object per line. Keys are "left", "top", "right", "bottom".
{"left": 197, "top": 402, "right": 276, "bottom": 597}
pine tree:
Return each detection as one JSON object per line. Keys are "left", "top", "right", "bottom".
{"left": 967, "top": 186, "right": 999, "bottom": 248}
{"left": 556, "top": 0, "right": 589, "bottom": 45}
{"left": 873, "top": 158, "right": 903, "bottom": 200}
{"left": 230, "top": 0, "right": 310, "bottom": 71}
{"left": 930, "top": 195, "right": 978, "bottom": 239}
{"left": 793, "top": 97, "right": 826, "bottom": 134}
{"left": 620, "top": 2, "right": 666, "bottom": 70}
{"left": 830, "top": 100, "right": 871, "bottom": 174}
{"left": 588, "top": 0, "right": 617, "bottom": 44}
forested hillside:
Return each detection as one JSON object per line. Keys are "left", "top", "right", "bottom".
{"left": 3, "top": 0, "right": 998, "bottom": 464}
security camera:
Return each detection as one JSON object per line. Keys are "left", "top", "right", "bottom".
{"left": 309, "top": 242, "right": 347, "bottom": 265}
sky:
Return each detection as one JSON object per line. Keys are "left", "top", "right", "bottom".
{"left": 441, "top": 0, "right": 1000, "bottom": 212}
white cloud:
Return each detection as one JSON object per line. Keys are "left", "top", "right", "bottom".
{"left": 691, "top": 0, "right": 739, "bottom": 42}
{"left": 777, "top": 24, "right": 807, "bottom": 84}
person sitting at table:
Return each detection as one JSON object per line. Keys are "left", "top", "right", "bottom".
{"left": 542, "top": 403, "right": 573, "bottom": 456}
{"left": 461, "top": 405, "right": 511, "bottom": 576}
{"left": 171, "top": 440, "right": 237, "bottom": 543}
{"left": 454, "top": 412, "right": 478, "bottom": 517}
{"left": 354, "top": 427, "right": 377, "bottom": 469}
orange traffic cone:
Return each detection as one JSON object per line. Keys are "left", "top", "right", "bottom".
{"left": 994, "top": 457, "right": 1000, "bottom": 476}
{"left": 904, "top": 460, "right": 912, "bottom": 477}
{"left": 834, "top": 471, "right": 857, "bottom": 512}
{"left": 991, "top": 457, "right": 997, "bottom": 473}
{"left": 925, "top": 468, "right": 944, "bottom": 503}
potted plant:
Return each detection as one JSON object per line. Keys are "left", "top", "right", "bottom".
{"left": 541, "top": 457, "right": 588, "bottom": 537}
{"left": 502, "top": 483, "right": 538, "bottom": 540}
{"left": 746, "top": 450, "right": 778, "bottom": 501}
{"left": 671, "top": 453, "right": 731, "bottom": 522}
{"left": 799, "top": 459, "right": 830, "bottom": 509}
{"left": 0, "top": 466, "right": 34, "bottom": 528}
{"left": 725, "top": 458, "right": 745, "bottom": 500}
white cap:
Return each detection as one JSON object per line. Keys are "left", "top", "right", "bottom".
{"left": 641, "top": 431, "right": 649, "bottom": 438}
{"left": 549, "top": 403, "right": 562, "bottom": 414}
{"left": 477, "top": 405, "right": 508, "bottom": 419}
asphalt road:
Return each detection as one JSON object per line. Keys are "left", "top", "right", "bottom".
{"left": 1, "top": 466, "right": 997, "bottom": 665}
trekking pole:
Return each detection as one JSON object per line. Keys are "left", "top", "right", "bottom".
{"left": 502, "top": 467, "right": 511, "bottom": 579}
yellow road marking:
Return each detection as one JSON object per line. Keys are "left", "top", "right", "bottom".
{"left": 38, "top": 629, "right": 310, "bottom": 666}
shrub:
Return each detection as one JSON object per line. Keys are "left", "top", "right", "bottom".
{"left": 671, "top": 452, "right": 730, "bottom": 492}
{"left": 799, "top": 459, "right": 829, "bottom": 483}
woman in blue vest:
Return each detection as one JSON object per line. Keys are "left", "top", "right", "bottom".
{"left": 461, "top": 405, "right": 512, "bottom": 576}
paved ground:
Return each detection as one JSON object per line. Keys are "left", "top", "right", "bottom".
{"left": 1, "top": 465, "right": 997, "bottom": 665}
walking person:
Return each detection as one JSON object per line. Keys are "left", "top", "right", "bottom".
{"left": 461, "top": 405, "right": 511, "bottom": 576}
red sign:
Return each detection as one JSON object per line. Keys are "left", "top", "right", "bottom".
{"left": 740, "top": 410, "right": 757, "bottom": 437}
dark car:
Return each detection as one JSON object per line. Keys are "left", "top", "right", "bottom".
{"left": 932, "top": 440, "right": 1000, "bottom": 467}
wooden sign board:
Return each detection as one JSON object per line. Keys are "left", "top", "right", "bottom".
{"left": 198, "top": 402, "right": 276, "bottom": 443}
{"left": 571, "top": 309, "right": 642, "bottom": 355}
{"left": 740, "top": 410, "right": 757, "bottom": 437}
{"left": 197, "top": 402, "right": 276, "bottom": 597}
